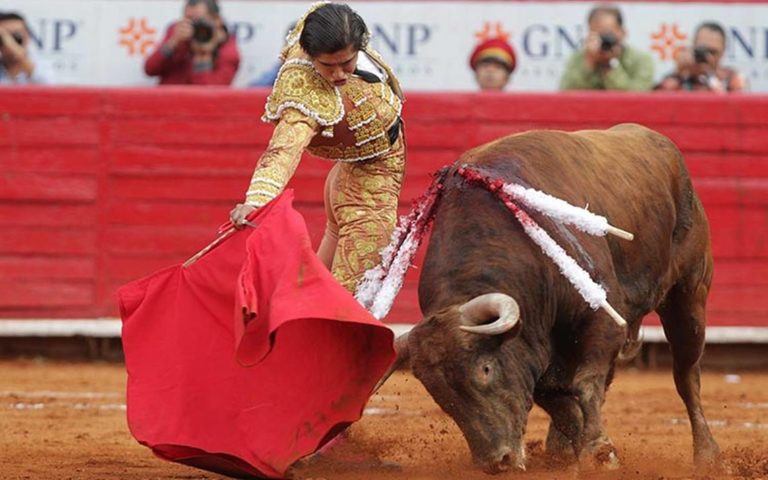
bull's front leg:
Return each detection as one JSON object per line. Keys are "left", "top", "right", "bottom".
{"left": 570, "top": 310, "right": 626, "bottom": 469}
{"left": 534, "top": 365, "right": 583, "bottom": 462}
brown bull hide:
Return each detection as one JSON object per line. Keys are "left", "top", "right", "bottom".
{"left": 405, "top": 124, "right": 720, "bottom": 474}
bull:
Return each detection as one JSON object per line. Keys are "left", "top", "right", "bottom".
{"left": 391, "top": 124, "right": 720, "bottom": 473}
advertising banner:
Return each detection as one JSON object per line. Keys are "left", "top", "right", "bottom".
{"left": 3, "top": 0, "right": 767, "bottom": 91}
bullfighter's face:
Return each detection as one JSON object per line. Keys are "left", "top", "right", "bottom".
{"left": 408, "top": 306, "right": 532, "bottom": 473}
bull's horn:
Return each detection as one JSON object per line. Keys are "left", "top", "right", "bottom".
{"left": 458, "top": 293, "right": 520, "bottom": 335}
{"left": 373, "top": 332, "right": 411, "bottom": 392}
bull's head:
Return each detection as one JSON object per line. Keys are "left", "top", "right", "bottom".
{"left": 393, "top": 293, "right": 531, "bottom": 474}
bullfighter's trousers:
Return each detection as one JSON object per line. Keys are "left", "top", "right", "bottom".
{"left": 316, "top": 132, "right": 406, "bottom": 294}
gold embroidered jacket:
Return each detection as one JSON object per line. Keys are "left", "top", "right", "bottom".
{"left": 245, "top": 43, "right": 403, "bottom": 208}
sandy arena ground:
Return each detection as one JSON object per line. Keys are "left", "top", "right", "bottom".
{"left": 0, "top": 360, "right": 766, "bottom": 480}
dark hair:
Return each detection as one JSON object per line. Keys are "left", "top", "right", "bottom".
{"left": 299, "top": 3, "right": 368, "bottom": 57}
{"left": 186, "top": 0, "right": 220, "bottom": 16}
{"left": 588, "top": 5, "right": 623, "bottom": 28}
{"left": 695, "top": 21, "right": 726, "bottom": 47}
{"left": 0, "top": 12, "right": 30, "bottom": 33}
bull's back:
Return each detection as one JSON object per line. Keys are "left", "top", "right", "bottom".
{"left": 423, "top": 124, "right": 709, "bottom": 318}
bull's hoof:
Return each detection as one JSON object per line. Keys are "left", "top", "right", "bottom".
{"left": 480, "top": 446, "right": 527, "bottom": 474}
{"left": 580, "top": 442, "right": 620, "bottom": 470}
{"left": 544, "top": 429, "right": 576, "bottom": 464}
{"left": 694, "top": 441, "right": 723, "bottom": 474}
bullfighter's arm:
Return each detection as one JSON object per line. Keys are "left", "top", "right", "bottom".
{"left": 244, "top": 108, "right": 318, "bottom": 207}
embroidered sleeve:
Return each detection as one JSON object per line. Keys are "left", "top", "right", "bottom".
{"left": 245, "top": 108, "right": 318, "bottom": 207}
{"left": 262, "top": 60, "right": 343, "bottom": 126}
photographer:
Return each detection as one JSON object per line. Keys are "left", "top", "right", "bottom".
{"left": 560, "top": 5, "right": 654, "bottom": 91}
{"left": 0, "top": 12, "right": 51, "bottom": 85}
{"left": 144, "top": 0, "right": 239, "bottom": 85}
{"left": 656, "top": 22, "right": 747, "bottom": 93}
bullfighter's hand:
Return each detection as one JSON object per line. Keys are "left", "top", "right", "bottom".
{"left": 230, "top": 203, "right": 257, "bottom": 229}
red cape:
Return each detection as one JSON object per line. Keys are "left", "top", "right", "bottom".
{"left": 118, "top": 191, "right": 395, "bottom": 479}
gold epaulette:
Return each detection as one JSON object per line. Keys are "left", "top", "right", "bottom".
{"left": 262, "top": 59, "right": 344, "bottom": 126}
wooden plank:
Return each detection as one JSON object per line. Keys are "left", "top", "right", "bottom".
{"left": 0, "top": 307, "right": 102, "bottom": 319}
{"left": 103, "top": 225, "right": 224, "bottom": 255}
{"left": 695, "top": 178, "right": 768, "bottom": 207}
{"left": 0, "top": 173, "right": 98, "bottom": 202}
{"left": 111, "top": 145, "right": 262, "bottom": 174}
{"left": 404, "top": 94, "right": 473, "bottom": 122}
{"left": 107, "top": 88, "right": 263, "bottom": 118}
{"left": 0, "top": 204, "right": 97, "bottom": 227}
{"left": 0, "top": 88, "right": 101, "bottom": 116}
{"left": 710, "top": 259, "right": 768, "bottom": 285}
{"left": 706, "top": 207, "right": 768, "bottom": 258}
{"left": 655, "top": 125, "right": 737, "bottom": 152}
{"left": 686, "top": 154, "right": 768, "bottom": 178}
{"left": 106, "top": 202, "right": 233, "bottom": 227}
{"left": 709, "top": 285, "right": 768, "bottom": 313}
{"left": 110, "top": 175, "right": 245, "bottom": 202}
{"left": 10, "top": 118, "right": 100, "bottom": 146}
{"left": 0, "top": 256, "right": 95, "bottom": 280}
{"left": 0, "top": 280, "right": 93, "bottom": 308}
{"left": 110, "top": 118, "right": 268, "bottom": 146}
{"left": 0, "top": 122, "right": 11, "bottom": 146}
{"left": 0, "top": 147, "right": 101, "bottom": 174}
{"left": 406, "top": 122, "right": 473, "bottom": 149}
{"left": 737, "top": 98, "right": 768, "bottom": 125}
{"left": 0, "top": 227, "right": 97, "bottom": 255}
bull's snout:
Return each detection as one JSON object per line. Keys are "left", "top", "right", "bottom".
{"left": 480, "top": 446, "right": 526, "bottom": 474}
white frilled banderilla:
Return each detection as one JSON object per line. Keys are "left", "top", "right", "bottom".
{"left": 355, "top": 165, "right": 633, "bottom": 327}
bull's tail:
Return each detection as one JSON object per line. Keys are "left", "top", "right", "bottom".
{"left": 355, "top": 166, "right": 451, "bottom": 319}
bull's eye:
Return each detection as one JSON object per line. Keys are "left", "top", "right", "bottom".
{"left": 476, "top": 362, "right": 494, "bottom": 385}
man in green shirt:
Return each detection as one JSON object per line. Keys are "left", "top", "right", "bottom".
{"left": 560, "top": 5, "right": 654, "bottom": 91}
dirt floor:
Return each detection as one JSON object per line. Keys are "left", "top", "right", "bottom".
{"left": 0, "top": 360, "right": 766, "bottom": 480}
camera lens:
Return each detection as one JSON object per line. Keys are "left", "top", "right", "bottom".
{"left": 693, "top": 46, "right": 710, "bottom": 64}
{"left": 192, "top": 19, "right": 214, "bottom": 43}
{"left": 600, "top": 32, "right": 618, "bottom": 51}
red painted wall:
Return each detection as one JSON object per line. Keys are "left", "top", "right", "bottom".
{"left": 0, "top": 87, "right": 766, "bottom": 327}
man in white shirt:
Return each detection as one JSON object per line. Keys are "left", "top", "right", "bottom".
{"left": 0, "top": 12, "right": 51, "bottom": 85}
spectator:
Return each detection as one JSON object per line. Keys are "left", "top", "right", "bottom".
{"left": 0, "top": 12, "right": 52, "bottom": 85}
{"left": 560, "top": 5, "right": 654, "bottom": 91}
{"left": 656, "top": 22, "right": 747, "bottom": 93}
{"left": 144, "top": 0, "right": 239, "bottom": 85}
{"left": 469, "top": 37, "right": 516, "bottom": 91}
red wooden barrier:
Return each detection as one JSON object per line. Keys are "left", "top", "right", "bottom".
{"left": 1, "top": 87, "right": 766, "bottom": 327}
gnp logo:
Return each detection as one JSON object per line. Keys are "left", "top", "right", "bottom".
{"left": 369, "top": 22, "right": 436, "bottom": 77}
{"left": 27, "top": 18, "right": 79, "bottom": 52}
{"left": 227, "top": 21, "right": 260, "bottom": 44}
{"left": 649, "top": 23, "right": 687, "bottom": 61}
{"left": 520, "top": 24, "right": 584, "bottom": 58}
{"left": 118, "top": 18, "right": 157, "bottom": 56}
{"left": 370, "top": 22, "right": 433, "bottom": 56}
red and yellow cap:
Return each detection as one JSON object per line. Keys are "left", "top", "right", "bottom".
{"left": 469, "top": 38, "right": 516, "bottom": 72}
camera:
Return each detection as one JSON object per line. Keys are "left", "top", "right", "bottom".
{"left": 693, "top": 46, "right": 713, "bottom": 64}
{"left": 0, "top": 32, "right": 25, "bottom": 48}
{"left": 191, "top": 18, "right": 214, "bottom": 43}
{"left": 599, "top": 32, "right": 619, "bottom": 51}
